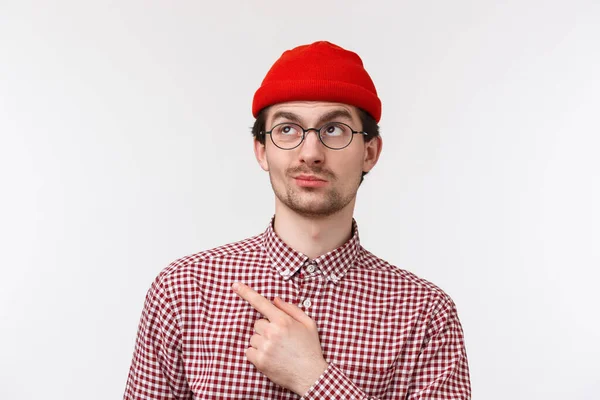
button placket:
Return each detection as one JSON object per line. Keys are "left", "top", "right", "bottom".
{"left": 298, "top": 268, "right": 324, "bottom": 316}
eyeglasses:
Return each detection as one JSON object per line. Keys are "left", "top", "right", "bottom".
{"left": 261, "top": 122, "right": 368, "bottom": 150}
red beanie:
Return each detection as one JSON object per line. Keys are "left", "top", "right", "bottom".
{"left": 252, "top": 41, "right": 382, "bottom": 122}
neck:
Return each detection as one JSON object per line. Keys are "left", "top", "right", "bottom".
{"left": 273, "top": 199, "right": 356, "bottom": 259}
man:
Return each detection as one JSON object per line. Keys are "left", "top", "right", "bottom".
{"left": 124, "top": 41, "right": 471, "bottom": 399}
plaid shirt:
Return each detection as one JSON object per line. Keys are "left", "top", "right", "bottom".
{"left": 124, "top": 218, "right": 471, "bottom": 399}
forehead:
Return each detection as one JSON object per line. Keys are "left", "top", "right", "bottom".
{"left": 265, "top": 101, "right": 361, "bottom": 124}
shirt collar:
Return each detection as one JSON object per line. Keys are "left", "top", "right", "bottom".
{"left": 262, "top": 216, "right": 361, "bottom": 284}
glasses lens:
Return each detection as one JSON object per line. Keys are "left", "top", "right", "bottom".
{"left": 271, "top": 123, "right": 303, "bottom": 149}
{"left": 320, "top": 122, "right": 353, "bottom": 149}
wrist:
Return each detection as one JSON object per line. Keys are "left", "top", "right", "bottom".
{"left": 294, "top": 360, "right": 329, "bottom": 396}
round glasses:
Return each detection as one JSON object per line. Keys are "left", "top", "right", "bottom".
{"left": 261, "top": 122, "right": 368, "bottom": 150}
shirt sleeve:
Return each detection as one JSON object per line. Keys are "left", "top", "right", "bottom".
{"left": 406, "top": 297, "right": 471, "bottom": 399}
{"left": 124, "top": 276, "right": 192, "bottom": 400}
{"left": 301, "top": 297, "right": 471, "bottom": 400}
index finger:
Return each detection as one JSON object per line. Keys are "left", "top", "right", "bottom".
{"left": 232, "top": 282, "right": 285, "bottom": 321}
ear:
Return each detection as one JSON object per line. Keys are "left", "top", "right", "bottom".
{"left": 254, "top": 138, "right": 269, "bottom": 171}
{"left": 362, "top": 136, "right": 383, "bottom": 173}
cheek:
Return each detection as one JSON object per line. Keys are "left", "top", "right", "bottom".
{"left": 333, "top": 156, "right": 363, "bottom": 182}
{"left": 265, "top": 150, "right": 288, "bottom": 176}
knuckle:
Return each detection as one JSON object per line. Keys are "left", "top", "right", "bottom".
{"left": 280, "top": 316, "right": 293, "bottom": 328}
{"left": 262, "top": 340, "right": 272, "bottom": 354}
{"left": 254, "top": 352, "right": 266, "bottom": 370}
{"left": 270, "top": 324, "right": 285, "bottom": 339}
{"left": 264, "top": 324, "right": 282, "bottom": 340}
{"left": 285, "top": 319, "right": 296, "bottom": 331}
{"left": 245, "top": 347, "right": 253, "bottom": 361}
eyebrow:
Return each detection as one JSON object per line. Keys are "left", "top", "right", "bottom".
{"left": 271, "top": 111, "right": 303, "bottom": 124}
{"left": 270, "top": 109, "right": 355, "bottom": 127}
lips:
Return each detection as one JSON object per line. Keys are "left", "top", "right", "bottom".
{"left": 293, "top": 174, "right": 329, "bottom": 188}
{"left": 294, "top": 175, "right": 327, "bottom": 182}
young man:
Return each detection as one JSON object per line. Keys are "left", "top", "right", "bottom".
{"left": 124, "top": 41, "right": 471, "bottom": 399}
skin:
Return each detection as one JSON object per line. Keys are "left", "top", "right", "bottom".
{"left": 232, "top": 282, "right": 327, "bottom": 395}
{"left": 255, "top": 101, "right": 382, "bottom": 258}
{"left": 233, "top": 101, "right": 383, "bottom": 395}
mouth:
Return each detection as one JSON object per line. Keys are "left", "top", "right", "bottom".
{"left": 294, "top": 175, "right": 327, "bottom": 182}
{"left": 293, "top": 175, "right": 329, "bottom": 188}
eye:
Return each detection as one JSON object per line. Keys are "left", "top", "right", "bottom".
{"left": 322, "top": 123, "right": 346, "bottom": 137}
{"left": 276, "top": 124, "right": 301, "bottom": 136}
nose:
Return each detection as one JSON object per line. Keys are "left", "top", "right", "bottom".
{"left": 298, "top": 129, "right": 325, "bottom": 166}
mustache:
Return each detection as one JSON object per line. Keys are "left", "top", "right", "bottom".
{"left": 286, "top": 166, "right": 335, "bottom": 180}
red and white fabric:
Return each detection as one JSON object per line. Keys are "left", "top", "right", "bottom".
{"left": 124, "top": 217, "right": 471, "bottom": 399}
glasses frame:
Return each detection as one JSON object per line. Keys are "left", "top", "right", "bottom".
{"left": 260, "top": 122, "right": 368, "bottom": 150}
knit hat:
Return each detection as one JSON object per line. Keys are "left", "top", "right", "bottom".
{"left": 252, "top": 41, "right": 381, "bottom": 122}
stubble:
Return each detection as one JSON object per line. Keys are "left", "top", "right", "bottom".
{"left": 269, "top": 166, "right": 359, "bottom": 218}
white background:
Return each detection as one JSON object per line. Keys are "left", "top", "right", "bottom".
{"left": 1, "top": 1, "right": 599, "bottom": 399}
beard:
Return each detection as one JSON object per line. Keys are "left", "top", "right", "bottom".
{"left": 269, "top": 166, "right": 360, "bottom": 218}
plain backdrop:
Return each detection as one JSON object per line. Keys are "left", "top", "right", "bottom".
{"left": 1, "top": 1, "right": 599, "bottom": 399}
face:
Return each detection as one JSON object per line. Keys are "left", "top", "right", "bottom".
{"left": 254, "top": 101, "right": 382, "bottom": 218}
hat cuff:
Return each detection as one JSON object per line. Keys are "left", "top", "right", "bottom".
{"left": 252, "top": 80, "right": 382, "bottom": 122}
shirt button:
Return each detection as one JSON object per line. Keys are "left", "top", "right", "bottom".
{"left": 306, "top": 264, "right": 316, "bottom": 273}
{"left": 302, "top": 299, "right": 312, "bottom": 308}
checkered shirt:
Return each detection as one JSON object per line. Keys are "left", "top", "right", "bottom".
{"left": 124, "top": 218, "right": 471, "bottom": 399}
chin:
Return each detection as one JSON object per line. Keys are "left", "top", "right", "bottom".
{"left": 289, "top": 198, "right": 350, "bottom": 217}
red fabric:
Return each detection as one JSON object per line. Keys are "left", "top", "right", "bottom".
{"left": 124, "top": 217, "right": 471, "bottom": 399}
{"left": 252, "top": 41, "right": 382, "bottom": 122}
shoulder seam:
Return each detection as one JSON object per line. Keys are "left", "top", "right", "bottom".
{"left": 157, "top": 234, "right": 264, "bottom": 282}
